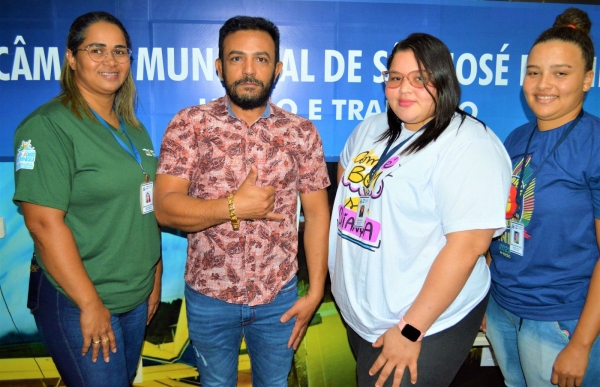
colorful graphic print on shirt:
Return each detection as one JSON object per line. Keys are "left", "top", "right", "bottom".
{"left": 498, "top": 154, "right": 536, "bottom": 258}
{"left": 337, "top": 149, "right": 401, "bottom": 251}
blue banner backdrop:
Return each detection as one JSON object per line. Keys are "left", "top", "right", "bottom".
{"left": 1, "top": 0, "right": 599, "bottom": 341}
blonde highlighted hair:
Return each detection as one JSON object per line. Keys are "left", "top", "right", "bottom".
{"left": 59, "top": 11, "right": 140, "bottom": 129}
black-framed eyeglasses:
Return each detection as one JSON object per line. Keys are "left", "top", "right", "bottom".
{"left": 75, "top": 46, "right": 132, "bottom": 64}
{"left": 382, "top": 70, "right": 430, "bottom": 89}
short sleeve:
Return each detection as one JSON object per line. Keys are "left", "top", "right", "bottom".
{"left": 588, "top": 165, "right": 600, "bottom": 219}
{"left": 432, "top": 135, "right": 511, "bottom": 237}
{"left": 589, "top": 149, "right": 600, "bottom": 220}
{"left": 157, "top": 109, "right": 198, "bottom": 181}
{"left": 14, "top": 114, "right": 73, "bottom": 211}
{"left": 297, "top": 120, "right": 330, "bottom": 193}
{"left": 339, "top": 121, "right": 363, "bottom": 169}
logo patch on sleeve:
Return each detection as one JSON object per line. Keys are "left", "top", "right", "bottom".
{"left": 16, "top": 140, "right": 36, "bottom": 171}
{"left": 143, "top": 148, "right": 156, "bottom": 157}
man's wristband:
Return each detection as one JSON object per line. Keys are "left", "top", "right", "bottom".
{"left": 398, "top": 317, "right": 424, "bottom": 342}
{"left": 227, "top": 193, "right": 240, "bottom": 231}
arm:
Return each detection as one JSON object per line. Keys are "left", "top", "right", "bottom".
{"left": 480, "top": 250, "right": 493, "bottom": 333}
{"left": 371, "top": 228, "right": 495, "bottom": 387}
{"left": 337, "top": 162, "right": 345, "bottom": 183}
{"left": 154, "top": 165, "right": 284, "bottom": 232}
{"left": 280, "top": 189, "right": 330, "bottom": 349}
{"left": 20, "top": 202, "right": 116, "bottom": 363}
{"left": 147, "top": 257, "right": 162, "bottom": 324}
{"left": 551, "top": 218, "right": 600, "bottom": 387}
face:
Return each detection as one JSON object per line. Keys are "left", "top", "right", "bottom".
{"left": 523, "top": 40, "right": 593, "bottom": 130}
{"left": 385, "top": 50, "right": 437, "bottom": 131}
{"left": 216, "top": 30, "right": 282, "bottom": 110}
{"left": 67, "top": 21, "right": 130, "bottom": 102}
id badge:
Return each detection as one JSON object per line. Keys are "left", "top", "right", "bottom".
{"left": 509, "top": 221, "right": 524, "bottom": 256}
{"left": 140, "top": 182, "right": 154, "bottom": 214}
{"left": 355, "top": 196, "right": 370, "bottom": 228}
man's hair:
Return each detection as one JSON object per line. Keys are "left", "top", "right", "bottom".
{"left": 218, "top": 16, "right": 280, "bottom": 62}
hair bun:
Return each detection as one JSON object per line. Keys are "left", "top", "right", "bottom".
{"left": 553, "top": 8, "right": 592, "bottom": 35}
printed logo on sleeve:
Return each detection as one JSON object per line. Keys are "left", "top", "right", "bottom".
{"left": 15, "top": 140, "right": 36, "bottom": 171}
{"left": 142, "top": 148, "right": 156, "bottom": 157}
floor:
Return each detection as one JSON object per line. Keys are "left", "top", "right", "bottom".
{"left": 0, "top": 356, "right": 505, "bottom": 387}
{"left": 449, "top": 348, "right": 505, "bottom": 387}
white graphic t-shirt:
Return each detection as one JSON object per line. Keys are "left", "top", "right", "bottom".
{"left": 329, "top": 112, "right": 511, "bottom": 342}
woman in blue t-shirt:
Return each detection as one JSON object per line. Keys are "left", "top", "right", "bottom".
{"left": 487, "top": 8, "right": 600, "bottom": 387}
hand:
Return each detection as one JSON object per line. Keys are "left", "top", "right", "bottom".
{"left": 234, "top": 165, "right": 285, "bottom": 221}
{"left": 280, "top": 294, "right": 322, "bottom": 350}
{"left": 80, "top": 301, "right": 116, "bottom": 363}
{"left": 480, "top": 313, "right": 487, "bottom": 333}
{"left": 147, "top": 280, "right": 161, "bottom": 325}
{"left": 551, "top": 341, "right": 590, "bottom": 387}
{"left": 370, "top": 326, "right": 421, "bottom": 387}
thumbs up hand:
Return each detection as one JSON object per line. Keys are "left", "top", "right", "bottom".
{"left": 232, "top": 165, "right": 285, "bottom": 222}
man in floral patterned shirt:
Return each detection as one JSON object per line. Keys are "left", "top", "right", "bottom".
{"left": 154, "top": 16, "right": 330, "bottom": 387}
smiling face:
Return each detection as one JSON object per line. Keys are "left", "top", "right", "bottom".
{"left": 384, "top": 50, "right": 437, "bottom": 132}
{"left": 216, "top": 30, "right": 282, "bottom": 111}
{"left": 67, "top": 21, "right": 130, "bottom": 104}
{"left": 524, "top": 40, "right": 593, "bottom": 131}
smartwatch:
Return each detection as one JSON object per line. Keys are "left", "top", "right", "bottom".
{"left": 398, "top": 317, "right": 424, "bottom": 342}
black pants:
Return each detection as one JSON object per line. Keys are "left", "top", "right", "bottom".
{"left": 346, "top": 293, "right": 488, "bottom": 387}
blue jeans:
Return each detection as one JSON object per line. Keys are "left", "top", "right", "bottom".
{"left": 185, "top": 276, "right": 297, "bottom": 387}
{"left": 486, "top": 295, "right": 600, "bottom": 387}
{"left": 29, "top": 268, "right": 147, "bottom": 387}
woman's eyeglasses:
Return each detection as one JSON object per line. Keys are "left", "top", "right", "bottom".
{"left": 75, "top": 46, "right": 132, "bottom": 64}
{"left": 382, "top": 70, "right": 430, "bottom": 89}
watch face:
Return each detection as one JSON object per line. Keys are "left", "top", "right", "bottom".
{"left": 401, "top": 324, "right": 421, "bottom": 342}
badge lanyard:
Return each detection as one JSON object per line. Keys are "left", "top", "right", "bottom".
{"left": 514, "top": 110, "right": 583, "bottom": 220}
{"left": 354, "top": 127, "right": 422, "bottom": 228}
{"left": 365, "top": 128, "right": 423, "bottom": 194}
{"left": 509, "top": 110, "right": 583, "bottom": 256}
{"left": 91, "top": 109, "right": 154, "bottom": 214}
{"left": 91, "top": 109, "right": 150, "bottom": 182}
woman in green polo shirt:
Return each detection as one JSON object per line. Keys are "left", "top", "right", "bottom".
{"left": 13, "top": 11, "right": 161, "bottom": 387}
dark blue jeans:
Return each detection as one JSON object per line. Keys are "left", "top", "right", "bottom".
{"left": 185, "top": 276, "right": 297, "bottom": 387}
{"left": 29, "top": 267, "right": 147, "bottom": 387}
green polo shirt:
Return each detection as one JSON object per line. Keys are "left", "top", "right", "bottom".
{"left": 14, "top": 99, "right": 160, "bottom": 313}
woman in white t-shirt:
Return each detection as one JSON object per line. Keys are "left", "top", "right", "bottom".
{"left": 328, "top": 33, "right": 511, "bottom": 387}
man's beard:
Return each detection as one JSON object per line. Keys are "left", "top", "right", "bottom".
{"left": 223, "top": 71, "right": 276, "bottom": 110}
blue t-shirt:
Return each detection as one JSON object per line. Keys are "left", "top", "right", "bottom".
{"left": 489, "top": 111, "right": 600, "bottom": 320}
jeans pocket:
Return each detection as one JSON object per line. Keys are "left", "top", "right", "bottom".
{"left": 279, "top": 276, "right": 298, "bottom": 294}
{"left": 555, "top": 319, "right": 578, "bottom": 344}
{"left": 27, "top": 255, "right": 43, "bottom": 312}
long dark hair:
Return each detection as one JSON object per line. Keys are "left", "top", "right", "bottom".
{"left": 380, "top": 33, "right": 477, "bottom": 154}
{"left": 533, "top": 8, "right": 594, "bottom": 72}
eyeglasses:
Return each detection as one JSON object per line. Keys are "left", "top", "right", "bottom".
{"left": 382, "top": 70, "right": 430, "bottom": 89}
{"left": 75, "top": 46, "right": 132, "bottom": 64}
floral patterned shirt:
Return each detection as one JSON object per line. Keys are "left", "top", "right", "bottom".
{"left": 157, "top": 96, "right": 330, "bottom": 306}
